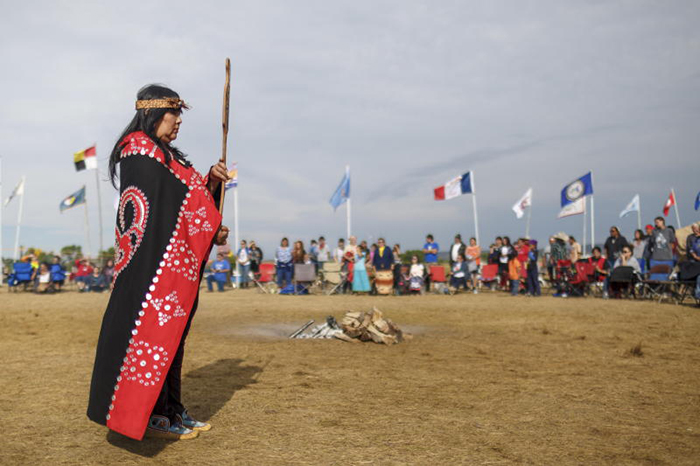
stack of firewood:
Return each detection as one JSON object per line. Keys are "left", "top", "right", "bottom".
{"left": 334, "top": 307, "right": 410, "bottom": 345}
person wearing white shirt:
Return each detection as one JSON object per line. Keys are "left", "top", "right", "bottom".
{"left": 450, "top": 234, "right": 466, "bottom": 268}
{"left": 333, "top": 238, "right": 346, "bottom": 264}
{"left": 408, "top": 255, "right": 426, "bottom": 294}
{"left": 450, "top": 253, "right": 468, "bottom": 292}
{"left": 316, "top": 236, "right": 331, "bottom": 266}
{"left": 237, "top": 240, "right": 251, "bottom": 288}
{"left": 344, "top": 236, "right": 358, "bottom": 257}
{"left": 36, "top": 262, "right": 52, "bottom": 293}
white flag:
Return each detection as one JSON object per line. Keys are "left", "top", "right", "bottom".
{"left": 512, "top": 188, "right": 532, "bottom": 219}
{"left": 4, "top": 177, "right": 25, "bottom": 207}
{"left": 443, "top": 176, "right": 463, "bottom": 200}
{"left": 85, "top": 156, "right": 98, "bottom": 170}
{"left": 558, "top": 197, "right": 585, "bottom": 218}
{"left": 619, "top": 194, "right": 640, "bottom": 219}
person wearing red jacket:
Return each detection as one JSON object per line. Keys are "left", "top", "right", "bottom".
{"left": 74, "top": 258, "right": 94, "bottom": 292}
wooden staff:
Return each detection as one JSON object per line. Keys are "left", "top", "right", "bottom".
{"left": 219, "top": 57, "right": 231, "bottom": 214}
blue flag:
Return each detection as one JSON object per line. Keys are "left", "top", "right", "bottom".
{"left": 695, "top": 191, "right": 700, "bottom": 211}
{"left": 561, "top": 172, "right": 593, "bottom": 207}
{"left": 329, "top": 171, "right": 350, "bottom": 211}
{"left": 60, "top": 186, "right": 86, "bottom": 212}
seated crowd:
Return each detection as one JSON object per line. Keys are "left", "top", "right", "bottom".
{"left": 9, "top": 217, "right": 698, "bottom": 304}
{"left": 544, "top": 217, "right": 699, "bottom": 302}
{"left": 7, "top": 254, "right": 114, "bottom": 293}
{"left": 202, "top": 216, "right": 699, "bottom": 305}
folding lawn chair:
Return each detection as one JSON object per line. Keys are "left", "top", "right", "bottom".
{"left": 9, "top": 262, "right": 33, "bottom": 292}
{"left": 676, "top": 262, "right": 700, "bottom": 305}
{"left": 396, "top": 265, "right": 411, "bottom": 295}
{"left": 253, "top": 263, "right": 277, "bottom": 294}
{"left": 568, "top": 262, "right": 591, "bottom": 297}
{"left": 321, "top": 262, "right": 346, "bottom": 295}
{"left": 429, "top": 265, "right": 447, "bottom": 293}
{"left": 551, "top": 260, "right": 574, "bottom": 296}
{"left": 479, "top": 264, "right": 498, "bottom": 291}
{"left": 292, "top": 263, "right": 317, "bottom": 295}
{"left": 642, "top": 260, "right": 675, "bottom": 302}
{"left": 608, "top": 266, "right": 640, "bottom": 299}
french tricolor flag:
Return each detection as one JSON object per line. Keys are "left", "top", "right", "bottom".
{"left": 434, "top": 171, "right": 473, "bottom": 201}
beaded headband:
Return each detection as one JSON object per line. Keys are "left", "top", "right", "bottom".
{"left": 135, "top": 98, "right": 190, "bottom": 110}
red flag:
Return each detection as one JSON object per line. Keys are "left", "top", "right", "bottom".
{"left": 663, "top": 191, "right": 675, "bottom": 216}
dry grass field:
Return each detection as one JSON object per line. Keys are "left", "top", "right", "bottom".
{"left": 0, "top": 288, "right": 699, "bottom": 465}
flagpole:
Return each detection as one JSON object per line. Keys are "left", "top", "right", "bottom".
{"left": 590, "top": 195, "right": 595, "bottom": 251}
{"left": 345, "top": 165, "right": 351, "bottom": 239}
{"left": 233, "top": 185, "right": 240, "bottom": 288}
{"left": 672, "top": 188, "right": 682, "bottom": 227}
{"left": 83, "top": 185, "right": 92, "bottom": 259}
{"left": 583, "top": 197, "right": 587, "bottom": 256}
{"left": 525, "top": 193, "right": 532, "bottom": 239}
{"left": 0, "top": 157, "right": 3, "bottom": 283}
{"left": 590, "top": 172, "right": 595, "bottom": 251}
{"left": 13, "top": 175, "right": 25, "bottom": 260}
{"left": 471, "top": 171, "right": 480, "bottom": 247}
{"left": 94, "top": 162, "right": 104, "bottom": 257}
{"left": 637, "top": 197, "right": 642, "bottom": 231}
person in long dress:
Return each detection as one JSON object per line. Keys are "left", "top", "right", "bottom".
{"left": 352, "top": 245, "right": 371, "bottom": 293}
{"left": 408, "top": 255, "right": 426, "bottom": 294}
{"left": 87, "top": 84, "right": 230, "bottom": 441}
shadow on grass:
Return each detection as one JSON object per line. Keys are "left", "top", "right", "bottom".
{"left": 106, "top": 358, "right": 262, "bottom": 457}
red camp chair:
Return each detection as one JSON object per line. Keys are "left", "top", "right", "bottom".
{"left": 551, "top": 260, "right": 573, "bottom": 296}
{"left": 581, "top": 262, "right": 596, "bottom": 286}
{"left": 569, "top": 262, "right": 590, "bottom": 296}
{"left": 480, "top": 264, "right": 498, "bottom": 289}
{"left": 429, "top": 265, "right": 446, "bottom": 292}
{"left": 253, "top": 263, "right": 276, "bottom": 293}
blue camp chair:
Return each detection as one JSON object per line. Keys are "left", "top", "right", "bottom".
{"left": 648, "top": 259, "right": 674, "bottom": 282}
{"left": 50, "top": 263, "right": 66, "bottom": 282}
{"left": 9, "top": 261, "right": 33, "bottom": 291}
{"left": 643, "top": 259, "right": 675, "bottom": 301}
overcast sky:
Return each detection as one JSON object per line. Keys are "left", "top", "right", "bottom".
{"left": 1, "top": 0, "right": 699, "bottom": 259}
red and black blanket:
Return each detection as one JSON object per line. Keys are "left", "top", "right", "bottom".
{"left": 87, "top": 131, "right": 221, "bottom": 440}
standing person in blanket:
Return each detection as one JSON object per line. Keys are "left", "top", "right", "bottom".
{"left": 88, "top": 84, "right": 230, "bottom": 441}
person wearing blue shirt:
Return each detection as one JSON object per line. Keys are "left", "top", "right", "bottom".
{"left": 275, "top": 237, "right": 293, "bottom": 288}
{"left": 422, "top": 234, "right": 440, "bottom": 264}
{"left": 422, "top": 234, "right": 440, "bottom": 290}
{"left": 86, "top": 267, "right": 109, "bottom": 293}
{"left": 207, "top": 253, "right": 231, "bottom": 292}
{"left": 686, "top": 223, "right": 700, "bottom": 303}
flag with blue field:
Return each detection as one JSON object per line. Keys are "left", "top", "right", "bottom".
{"left": 60, "top": 186, "right": 86, "bottom": 212}
{"left": 329, "top": 171, "right": 350, "bottom": 211}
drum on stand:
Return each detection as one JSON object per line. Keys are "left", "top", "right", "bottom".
{"left": 375, "top": 270, "right": 394, "bottom": 295}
